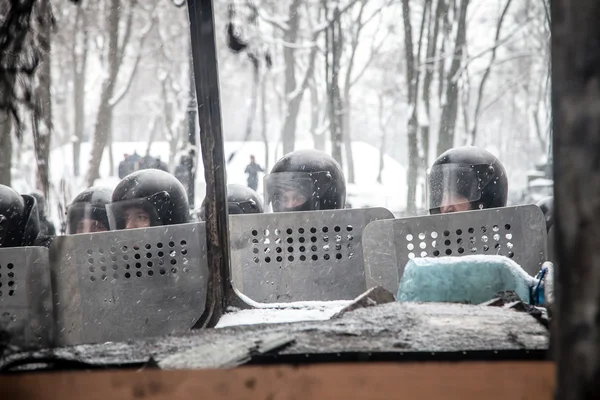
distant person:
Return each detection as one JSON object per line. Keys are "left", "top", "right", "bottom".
{"left": 245, "top": 155, "right": 264, "bottom": 191}
{"left": 129, "top": 150, "right": 142, "bottom": 172}
{"left": 155, "top": 156, "right": 169, "bottom": 173}
{"left": 428, "top": 146, "right": 508, "bottom": 214}
{"left": 0, "top": 185, "right": 40, "bottom": 247}
{"left": 30, "top": 191, "right": 56, "bottom": 236}
{"left": 67, "top": 187, "right": 112, "bottom": 234}
{"left": 109, "top": 169, "right": 190, "bottom": 230}
{"left": 265, "top": 150, "right": 346, "bottom": 212}
{"left": 118, "top": 154, "right": 131, "bottom": 179}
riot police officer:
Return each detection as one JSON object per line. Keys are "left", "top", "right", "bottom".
{"left": 198, "top": 183, "right": 264, "bottom": 221}
{"left": 66, "top": 187, "right": 112, "bottom": 234}
{"left": 0, "top": 184, "right": 40, "bottom": 247}
{"left": 30, "top": 191, "right": 56, "bottom": 236}
{"left": 428, "top": 146, "right": 508, "bottom": 214}
{"left": 109, "top": 169, "right": 190, "bottom": 230}
{"left": 265, "top": 149, "right": 346, "bottom": 212}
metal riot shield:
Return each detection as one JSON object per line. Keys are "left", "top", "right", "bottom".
{"left": 0, "top": 247, "right": 54, "bottom": 348}
{"left": 229, "top": 208, "right": 394, "bottom": 303}
{"left": 363, "top": 205, "right": 547, "bottom": 296}
{"left": 50, "top": 222, "right": 208, "bottom": 346}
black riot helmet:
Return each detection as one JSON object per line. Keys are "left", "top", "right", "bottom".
{"left": 266, "top": 150, "right": 346, "bottom": 212}
{"left": 30, "top": 191, "right": 47, "bottom": 217}
{"left": 536, "top": 196, "right": 554, "bottom": 233}
{"left": 428, "top": 146, "right": 508, "bottom": 214}
{"left": 108, "top": 169, "right": 190, "bottom": 230}
{"left": 198, "top": 184, "right": 264, "bottom": 221}
{"left": 67, "top": 187, "right": 112, "bottom": 234}
{"left": 0, "top": 185, "right": 40, "bottom": 247}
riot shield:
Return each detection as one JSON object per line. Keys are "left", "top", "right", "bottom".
{"left": 0, "top": 247, "right": 54, "bottom": 348}
{"left": 229, "top": 208, "right": 394, "bottom": 302}
{"left": 50, "top": 222, "right": 208, "bottom": 346}
{"left": 363, "top": 205, "right": 547, "bottom": 296}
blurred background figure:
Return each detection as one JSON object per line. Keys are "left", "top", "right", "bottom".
{"left": 245, "top": 155, "right": 263, "bottom": 192}
{"left": 66, "top": 187, "right": 112, "bottom": 235}
{"left": 0, "top": 185, "right": 40, "bottom": 247}
{"left": 30, "top": 191, "right": 56, "bottom": 236}
{"left": 118, "top": 154, "right": 131, "bottom": 179}
{"left": 197, "top": 183, "right": 263, "bottom": 221}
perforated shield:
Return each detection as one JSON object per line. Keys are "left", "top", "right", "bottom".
{"left": 0, "top": 247, "right": 54, "bottom": 348}
{"left": 363, "top": 205, "right": 547, "bottom": 295}
{"left": 229, "top": 208, "right": 394, "bottom": 302}
{"left": 50, "top": 222, "right": 208, "bottom": 346}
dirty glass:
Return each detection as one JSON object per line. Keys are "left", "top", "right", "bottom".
{"left": 0, "top": 0, "right": 552, "bottom": 360}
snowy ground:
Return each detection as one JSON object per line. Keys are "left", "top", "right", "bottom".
{"left": 216, "top": 296, "right": 352, "bottom": 328}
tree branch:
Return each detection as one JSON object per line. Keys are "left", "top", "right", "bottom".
{"left": 469, "top": 0, "right": 513, "bottom": 143}
{"left": 109, "top": 13, "right": 155, "bottom": 106}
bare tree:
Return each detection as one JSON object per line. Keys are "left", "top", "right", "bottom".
{"left": 402, "top": 0, "right": 428, "bottom": 213}
{"left": 340, "top": 0, "right": 390, "bottom": 184}
{"left": 71, "top": 2, "right": 89, "bottom": 177}
{"left": 86, "top": 0, "right": 154, "bottom": 186}
{"left": 260, "top": 68, "right": 271, "bottom": 171}
{"left": 421, "top": 0, "right": 443, "bottom": 170}
{"left": 436, "top": 0, "right": 469, "bottom": 156}
{"left": 30, "top": 0, "right": 53, "bottom": 198}
{"left": 259, "top": 0, "right": 360, "bottom": 155}
{"left": 0, "top": 112, "right": 11, "bottom": 186}
{"left": 467, "top": 0, "right": 513, "bottom": 145}
{"left": 325, "top": 3, "right": 344, "bottom": 166}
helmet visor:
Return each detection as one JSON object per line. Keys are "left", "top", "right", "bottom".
{"left": 428, "top": 163, "right": 496, "bottom": 212}
{"left": 67, "top": 203, "right": 110, "bottom": 235}
{"left": 264, "top": 171, "right": 333, "bottom": 212}
{"left": 106, "top": 193, "right": 169, "bottom": 230}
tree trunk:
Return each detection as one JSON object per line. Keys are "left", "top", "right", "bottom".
{"left": 376, "top": 97, "right": 386, "bottom": 184}
{"left": 326, "top": 5, "right": 344, "bottom": 168}
{"left": 436, "top": 0, "right": 469, "bottom": 156}
{"left": 260, "top": 71, "right": 270, "bottom": 172}
{"left": 552, "top": 1, "right": 600, "bottom": 399}
{"left": 469, "top": 0, "right": 513, "bottom": 145}
{"left": 244, "top": 62, "right": 260, "bottom": 143}
{"left": 0, "top": 112, "right": 12, "bottom": 186}
{"left": 343, "top": 97, "right": 355, "bottom": 183}
{"left": 310, "top": 82, "right": 326, "bottom": 151}
{"left": 86, "top": 0, "right": 121, "bottom": 186}
{"left": 422, "top": 0, "right": 442, "bottom": 170}
{"left": 108, "top": 126, "right": 115, "bottom": 176}
{"left": 401, "top": 0, "right": 421, "bottom": 214}
{"left": 72, "top": 3, "right": 88, "bottom": 178}
{"left": 281, "top": 0, "right": 302, "bottom": 155}
{"left": 32, "top": 0, "right": 53, "bottom": 198}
